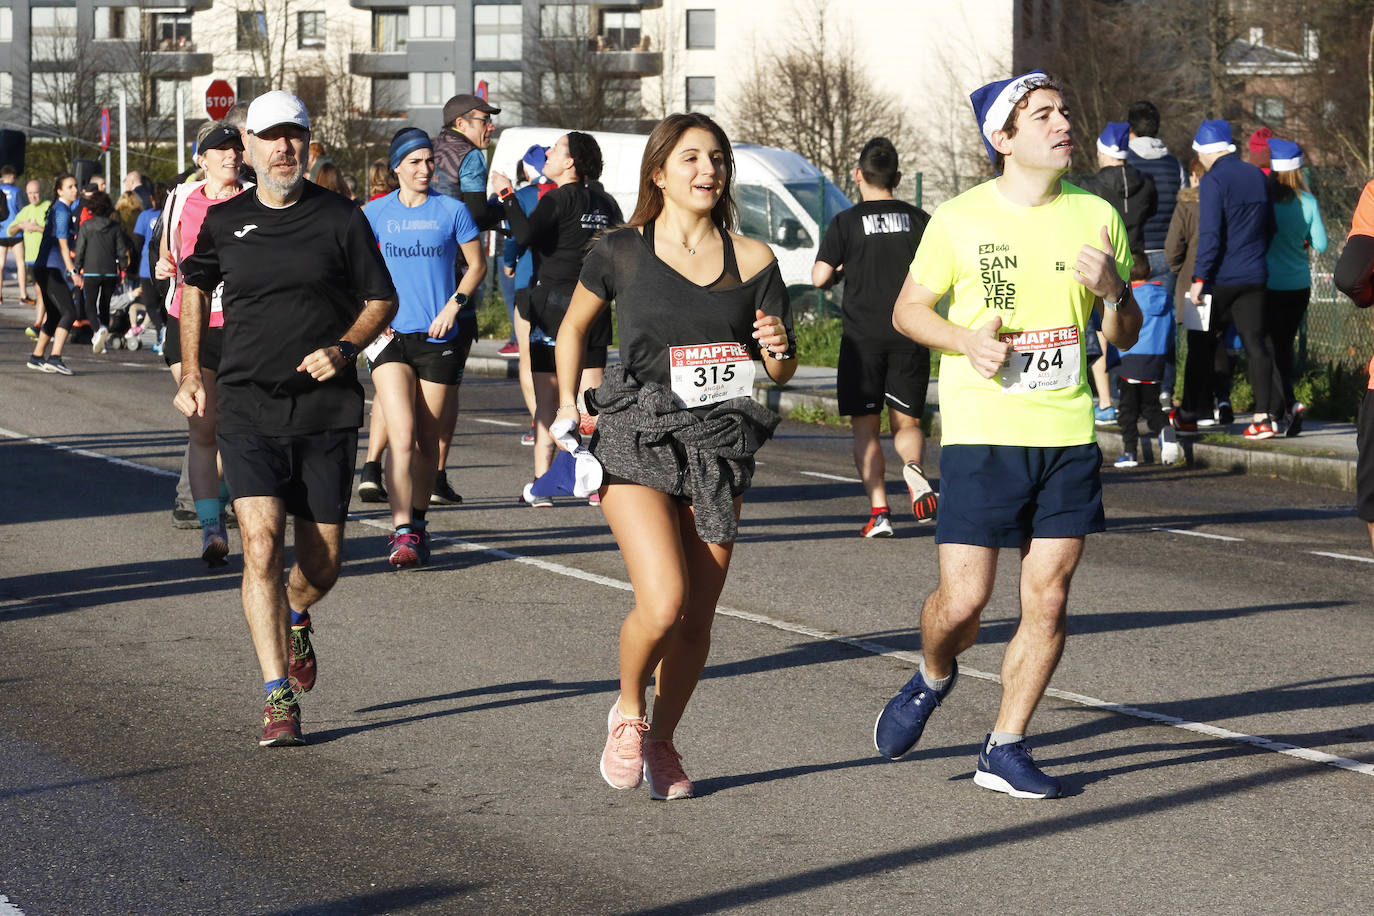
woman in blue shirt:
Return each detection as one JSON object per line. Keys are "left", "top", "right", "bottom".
{"left": 26, "top": 175, "right": 82, "bottom": 375}
{"left": 1264, "top": 139, "right": 1327, "bottom": 437}
{"left": 364, "top": 127, "right": 485, "bottom": 568}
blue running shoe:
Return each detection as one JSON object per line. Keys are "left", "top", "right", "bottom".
{"left": 1093, "top": 405, "right": 1117, "bottom": 427}
{"left": 874, "top": 659, "right": 958, "bottom": 759}
{"left": 973, "top": 735, "right": 1062, "bottom": 799}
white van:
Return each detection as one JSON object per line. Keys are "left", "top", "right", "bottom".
{"left": 487, "top": 126, "right": 851, "bottom": 291}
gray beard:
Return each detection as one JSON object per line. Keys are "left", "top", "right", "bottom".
{"left": 257, "top": 160, "right": 305, "bottom": 198}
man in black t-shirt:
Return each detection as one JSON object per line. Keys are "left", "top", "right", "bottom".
{"left": 174, "top": 91, "right": 397, "bottom": 748}
{"left": 813, "top": 137, "right": 936, "bottom": 538}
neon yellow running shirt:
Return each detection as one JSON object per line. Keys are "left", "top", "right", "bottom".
{"left": 910, "top": 178, "right": 1131, "bottom": 447}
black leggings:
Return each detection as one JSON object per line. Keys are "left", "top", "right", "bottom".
{"left": 85, "top": 275, "right": 119, "bottom": 328}
{"left": 35, "top": 265, "right": 78, "bottom": 336}
{"left": 140, "top": 278, "right": 167, "bottom": 331}
{"left": 1266, "top": 286, "right": 1310, "bottom": 414}
{"left": 1182, "top": 283, "right": 1269, "bottom": 416}
{"left": 1118, "top": 380, "right": 1166, "bottom": 452}
{"left": 1226, "top": 283, "right": 1279, "bottom": 417}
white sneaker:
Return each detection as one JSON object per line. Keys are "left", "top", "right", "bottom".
{"left": 91, "top": 325, "right": 109, "bottom": 354}
{"left": 1160, "top": 426, "right": 1181, "bottom": 464}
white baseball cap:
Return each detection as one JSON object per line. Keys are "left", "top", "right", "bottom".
{"left": 246, "top": 91, "right": 310, "bottom": 134}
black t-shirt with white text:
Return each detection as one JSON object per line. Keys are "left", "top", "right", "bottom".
{"left": 816, "top": 199, "right": 930, "bottom": 349}
{"left": 181, "top": 182, "right": 396, "bottom": 435}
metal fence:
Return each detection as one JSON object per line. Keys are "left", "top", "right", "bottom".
{"left": 1303, "top": 251, "right": 1372, "bottom": 371}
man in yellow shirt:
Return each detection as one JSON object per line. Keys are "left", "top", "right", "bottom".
{"left": 873, "top": 70, "right": 1142, "bottom": 798}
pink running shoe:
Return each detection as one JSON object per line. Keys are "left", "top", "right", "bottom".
{"left": 599, "top": 700, "right": 648, "bottom": 790}
{"left": 643, "top": 739, "right": 694, "bottom": 800}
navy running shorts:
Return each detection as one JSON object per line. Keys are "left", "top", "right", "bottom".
{"left": 163, "top": 314, "right": 224, "bottom": 371}
{"left": 1357, "top": 390, "right": 1374, "bottom": 522}
{"left": 935, "top": 443, "right": 1105, "bottom": 547}
{"left": 369, "top": 316, "right": 477, "bottom": 386}
{"left": 836, "top": 337, "right": 930, "bottom": 418}
{"left": 218, "top": 428, "right": 358, "bottom": 525}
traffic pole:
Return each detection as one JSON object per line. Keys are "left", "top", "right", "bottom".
{"left": 176, "top": 89, "right": 185, "bottom": 173}
{"left": 119, "top": 89, "right": 127, "bottom": 185}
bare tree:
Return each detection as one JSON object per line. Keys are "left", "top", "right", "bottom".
{"left": 29, "top": 14, "right": 102, "bottom": 162}
{"left": 731, "top": 0, "right": 908, "bottom": 200}
{"left": 523, "top": 7, "right": 647, "bottom": 129}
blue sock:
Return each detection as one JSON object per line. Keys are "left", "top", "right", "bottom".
{"left": 194, "top": 498, "right": 221, "bottom": 529}
{"left": 290, "top": 608, "right": 308, "bottom": 627}
{"left": 265, "top": 676, "right": 291, "bottom": 696}
{"left": 218, "top": 481, "right": 231, "bottom": 513}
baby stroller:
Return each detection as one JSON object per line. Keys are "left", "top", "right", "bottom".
{"left": 104, "top": 283, "right": 143, "bottom": 350}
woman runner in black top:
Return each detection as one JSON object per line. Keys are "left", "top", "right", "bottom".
{"left": 556, "top": 114, "right": 795, "bottom": 800}
{"left": 493, "top": 133, "right": 622, "bottom": 496}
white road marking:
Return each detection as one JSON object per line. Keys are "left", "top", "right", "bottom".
{"left": 472, "top": 418, "right": 523, "bottom": 428}
{"left": 799, "top": 471, "right": 862, "bottom": 483}
{"left": 1154, "top": 527, "right": 1245, "bottom": 542}
{"left": 1309, "top": 550, "right": 1374, "bottom": 564}
{"left": 0, "top": 894, "right": 27, "bottom": 915}
{"left": 10, "top": 429, "right": 1372, "bottom": 780}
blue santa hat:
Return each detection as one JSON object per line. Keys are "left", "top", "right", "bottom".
{"left": 969, "top": 69, "right": 1049, "bottom": 168}
{"left": 1096, "top": 121, "right": 1130, "bottom": 160}
{"left": 1267, "top": 137, "right": 1303, "bottom": 172}
{"left": 521, "top": 143, "right": 548, "bottom": 179}
{"left": 1192, "top": 119, "right": 1236, "bottom": 155}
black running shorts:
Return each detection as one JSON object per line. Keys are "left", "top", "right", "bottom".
{"left": 836, "top": 337, "right": 930, "bottom": 418}
{"left": 163, "top": 313, "right": 224, "bottom": 371}
{"left": 218, "top": 428, "right": 358, "bottom": 525}
{"left": 1357, "top": 390, "right": 1374, "bottom": 522}
{"left": 529, "top": 341, "right": 608, "bottom": 374}
{"left": 369, "top": 316, "right": 477, "bottom": 386}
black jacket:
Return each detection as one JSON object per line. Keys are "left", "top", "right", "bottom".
{"left": 74, "top": 214, "right": 129, "bottom": 275}
{"left": 1076, "top": 164, "right": 1158, "bottom": 254}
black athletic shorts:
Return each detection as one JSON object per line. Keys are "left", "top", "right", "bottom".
{"left": 936, "top": 443, "right": 1105, "bottom": 547}
{"left": 529, "top": 341, "right": 608, "bottom": 374}
{"left": 836, "top": 337, "right": 930, "bottom": 417}
{"left": 369, "top": 317, "right": 477, "bottom": 386}
{"left": 163, "top": 313, "right": 224, "bottom": 371}
{"left": 218, "top": 428, "right": 358, "bottom": 525}
{"left": 1357, "top": 390, "right": 1374, "bottom": 521}
{"left": 0, "top": 236, "right": 22, "bottom": 248}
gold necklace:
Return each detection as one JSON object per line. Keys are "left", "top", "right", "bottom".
{"left": 680, "top": 229, "right": 709, "bottom": 254}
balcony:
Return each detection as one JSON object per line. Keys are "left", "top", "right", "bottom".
{"left": 350, "top": 52, "right": 410, "bottom": 76}
{"left": 593, "top": 49, "right": 661, "bottom": 76}
{"left": 148, "top": 50, "right": 214, "bottom": 77}
{"left": 350, "top": 0, "right": 413, "bottom": 8}
{"left": 591, "top": 0, "right": 663, "bottom": 7}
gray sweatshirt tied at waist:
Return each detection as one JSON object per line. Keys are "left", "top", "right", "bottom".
{"left": 586, "top": 364, "right": 780, "bottom": 544}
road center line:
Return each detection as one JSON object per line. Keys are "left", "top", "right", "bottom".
{"left": 1153, "top": 527, "right": 1245, "bottom": 542}
{"left": 0, "top": 893, "right": 28, "bottom": 915}
{"left": 799, "top": 471, "right": 863, "bottom": 483}
{"left": 1309, "top": 550, "right": 1374, "bottom": 564}
{"left": 9, "top": 427, "right": 1370, "bottom": 779}
{"left": 472, "top": 418, "right": 523, "bottom": 428}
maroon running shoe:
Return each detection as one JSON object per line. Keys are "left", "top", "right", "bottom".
{"left": 289, "top": 617, "right": 316, "bottom": 693}
{"left": 260, "top": 685, "right": 304, "bottom": 747}
{"left": 388, "top": 528, "right": 422, "bottom": 568}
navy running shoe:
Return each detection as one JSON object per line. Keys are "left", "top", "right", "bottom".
{"left": 874, "top": 659, "right": 958, "bottom": 759}
{"left": 973, "top": 735, "right": 1062, "bottom": 798}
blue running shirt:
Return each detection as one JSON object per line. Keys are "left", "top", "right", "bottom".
{"left": 365, "top": 190, "right": 480, "bottom": 340}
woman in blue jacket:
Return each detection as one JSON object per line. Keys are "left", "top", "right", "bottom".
{"left": 1264, "top": 138, "right": 1327, "bottom": 437}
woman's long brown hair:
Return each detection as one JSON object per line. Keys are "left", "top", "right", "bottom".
{"left": 626, "top": 112, "right": 738, "bottom": 231}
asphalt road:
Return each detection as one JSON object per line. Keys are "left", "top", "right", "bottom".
{"left": 2, "top": 329, "right": 1372, "bottom": 915}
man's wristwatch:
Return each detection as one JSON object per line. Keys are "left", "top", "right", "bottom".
{"left": 497, "top": 186, "right": 515, "bottom": 202}
{"left": 450, "top": 291, "right": 469, "bottom": 308}
{"left": 335, "top": 340, "right": 359, "bottom": 362}
{"left": 1103, "top": 280, "right": 1129, "bottom": 311}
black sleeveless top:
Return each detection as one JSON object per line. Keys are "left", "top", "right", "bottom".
{"left": 578, "top": 224, "right": 794, "bottom": 388}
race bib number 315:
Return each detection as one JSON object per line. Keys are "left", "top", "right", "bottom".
{"left": 669, "top": 342, "right": 755, "bottom": 407}
{"left": 998, "top": 325, "right": 1081, "bottom": 392}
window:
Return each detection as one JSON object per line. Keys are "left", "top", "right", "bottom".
{"left": 237, "top": 76, "right": 269, "bottom": 105}
{"left": 237, "top": 11, "right": 267, "bottom": 51}
{"left": 153, "top": 13, "right": 193, "bottom": 50}
{"left": 33, "top": 72, "right": 77, "bottom": 126}
{"left": 153, "top": 79, "right": 190, "bottom": 118}
{"left": 95, "top": 7, "right": 140, "bottom": 41}
{"left": 1249, "top": 26, "right": 1264, "bottom": 46}
{"left": 600, "top": 10, "right": 641, "bottom": 50}
{"left": 0, "top": 73, "right": 12, "bottom": 109}
{"left": 685, "top": 76, "right": 714, "bottom": 114}
{"left": 685, "top": 9, "right": 714, "bottom": 49}
{"left": 409, "top": 4, "right": 456, "bottom": 40}
{"left": 296, "top": 76, "right": 327, "bottom": 116}
{"left": 298, "top": 11, "right": 326, "bottom": 50}
{"left": 736, "top": 184, "right": 813, "bottom": 249}
{"left": 32, "top": 7, "right": 77, "bottom": 62}
{"left": 474, "top": 70, "right": 522, "bottom": 124}
{"left": 540, "top": 4, "right": 588, "bottom": 38}
{"left": 95, "top": 74, "right": 142, "bottom": 113}
{"left": 372, "top": 77, "right": 408, "bottom": 117}
{"left": 1255, "top": 96, "right": 1285, "bottom": 126}
{"left": 0, "top": 8, "right": 11, "bottom": 43}
{"left": 475, "top": 4, "right": 522, "bottom": 59}
{"left": 410, "top": 71, "right": 456, "bottom": 107}
{"left": 373, "top": 11, "right": 408, "bottom": 52}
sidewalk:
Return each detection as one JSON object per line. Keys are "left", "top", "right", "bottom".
{"left": 465, "top": 337, "right": 1362, "bottom": 494}
{"left": 4, "top": 259, "right": 1357, "bottom": 496}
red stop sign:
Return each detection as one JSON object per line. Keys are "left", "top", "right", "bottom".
{"left": 205, "top": 80, "right": 235, "bottom": 121}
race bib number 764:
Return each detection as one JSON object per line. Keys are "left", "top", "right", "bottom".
{"left": 998, "top": 325, "right": 1082, "bottom": 393}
